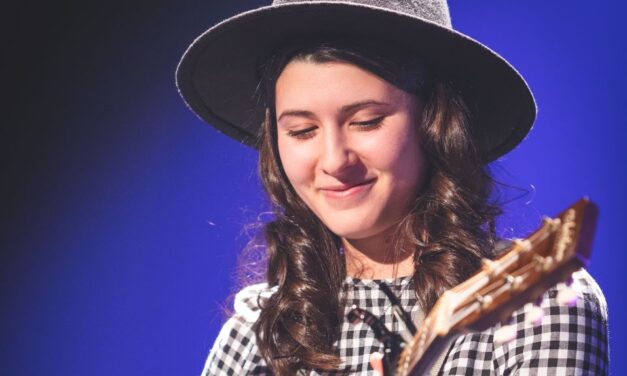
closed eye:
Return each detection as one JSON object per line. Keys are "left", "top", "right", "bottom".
{"left": 285, "top": 115, "right": 386, "bottom": 139}
{"left": 351, "top": 116, "right": 386, "bottom": 129}
{"left": 286, "top": 126, "right": 317, "bottom": 140}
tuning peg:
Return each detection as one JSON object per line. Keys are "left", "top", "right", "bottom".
{"left": 494, "top": 323, "right": 517, "bottom": 345}
{"left": 525, "top": 304, "right": 545, "bottom": 326}
{"left": 533, "top": 255, "right": 554, "bottom": 271}
{"left": 505, "top": 274, "right": 523, "bottom": 290}
{"left": 556, "top": 282, "right": 578, "bottom": 307}
{"left": 513, "top": 238, "right": 533, "bottom": 252}
{"left": 369, "top": 352, "right": 384, "bottom": 376}
{"left": 474, "top": 293, "right": 493, "bottom": 309}
{"left": 542, "top": 216, "right": 561, "bottom": 232}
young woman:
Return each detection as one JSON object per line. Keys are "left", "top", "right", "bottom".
{"left": 176, "top": 1, "right": 609, "bottom": 374}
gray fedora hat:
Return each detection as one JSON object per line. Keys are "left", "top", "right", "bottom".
{"left": 176, "top": 0, "right": 537, "bottom": 162}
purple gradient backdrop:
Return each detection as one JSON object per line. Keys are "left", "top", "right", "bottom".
{"left": 2, "top": 1, "right": 625, "bottom": 375}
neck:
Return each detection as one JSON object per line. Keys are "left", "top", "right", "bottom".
{"left": 342, "top": 229, "right": 414, "bottom": 279}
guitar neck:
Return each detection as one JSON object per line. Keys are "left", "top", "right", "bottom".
{"left": 395, "top": 198, "right": 598, "bottom": 375}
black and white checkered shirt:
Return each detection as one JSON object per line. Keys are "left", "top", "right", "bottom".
{"left": 201, "top": 269, "right": 608, "bottom": 375}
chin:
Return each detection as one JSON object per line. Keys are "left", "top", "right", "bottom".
{"left": 326, "top": 221, "right": 385, "bottom": 241}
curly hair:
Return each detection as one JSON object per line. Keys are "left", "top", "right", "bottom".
{"left": 246, "top": 38, "right": 502, "bottom": 374}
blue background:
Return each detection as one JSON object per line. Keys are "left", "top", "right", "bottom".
{"left": 2, "top": 1, "right": 625, "bottom": 374}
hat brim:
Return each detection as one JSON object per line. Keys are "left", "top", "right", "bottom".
{"left": 176, "top": 1, "right": 537, "bottom": 162}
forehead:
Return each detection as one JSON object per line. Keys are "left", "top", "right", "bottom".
{"left": 274, "top": 60, "right": 409, "bottom": 113}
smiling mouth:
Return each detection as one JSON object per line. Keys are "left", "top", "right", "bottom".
{"left": 320, "top": 178, "right": 376, "bottom": 199}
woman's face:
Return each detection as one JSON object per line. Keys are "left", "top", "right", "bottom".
{"left": 275, "top": 60, "right": 427, "bottom": 241}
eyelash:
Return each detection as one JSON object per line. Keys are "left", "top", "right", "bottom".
{"left": 286, "top": 116, "right": 386, "bottom": 140}
{"left": 286, "top": 126, "right": 317, "bottom": 139}
{"left": 352, "top": 115, "right": 386, "bottom": 129}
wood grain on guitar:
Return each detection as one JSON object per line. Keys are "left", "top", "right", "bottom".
{"left": 396, "top": 197, "right": 599, "bottom": 376}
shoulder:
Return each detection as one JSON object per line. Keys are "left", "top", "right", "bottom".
{"left": 442, "top": 268, "right": 609, "bottom": 375}
{"left": 495, "top": 268, "right": 608, "bottom": 373}
{"left": 565, "top": 268, "right": 608, "bottom": 330}
{"left": 200, "top": 283, "right": 277, "bottom": 376}
{"left": 232, "top": 282, "right": 278, "bottom": 323}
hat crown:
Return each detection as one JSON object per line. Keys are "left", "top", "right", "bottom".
{"left": 177, "top": 0, "right": 536, "bottom": 161}
{"left": 272, "top": 0, "right": 452, "bottom": 28}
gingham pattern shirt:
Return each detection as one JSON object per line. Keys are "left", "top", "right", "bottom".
{"left": 201, "top": 269, "right": 608, "bottom": 375}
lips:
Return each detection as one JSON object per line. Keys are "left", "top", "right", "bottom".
{"left": 319, "top": 178, "right": 376, "bottom": 199}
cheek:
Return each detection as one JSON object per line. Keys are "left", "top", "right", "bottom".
{"left": 401, "top": 133, "right": 426, "bottom": 185}
{"left": 277, "top": 137, "right": 316, "bottom": 189}
{"left": 367, "top": 123, "right": 423, "bottom": 173}
{"left": 377, "top": 127, "right": 426, "bottom": 194}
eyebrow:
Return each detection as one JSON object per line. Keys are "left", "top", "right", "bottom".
{"left": 276, "top": 100, "right": 391, "bottom": 123}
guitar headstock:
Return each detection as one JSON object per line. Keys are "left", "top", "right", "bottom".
{"left": 397, "top": 197, "right": 599, "bottom": 375}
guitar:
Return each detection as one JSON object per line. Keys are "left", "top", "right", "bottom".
{"left": 392, "top": 197, "right": 599, "bottom": 375}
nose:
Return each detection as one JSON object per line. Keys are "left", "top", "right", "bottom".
{"left": 320, "top": 127, "right": 355, "bottom": 176}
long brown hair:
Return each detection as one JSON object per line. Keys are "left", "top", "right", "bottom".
{"left": 246, "top": 38, "right": 502, "bottom": 374}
